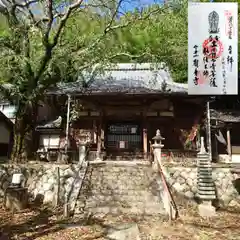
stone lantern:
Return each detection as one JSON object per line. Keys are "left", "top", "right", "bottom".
{"left": 197, "top": 136, "right": 216, "bottom": 217}
{"left": 152, "top": 129, "right": 165, "bottom": 171}
{"left": 78, "top": 131, "right": 91, "bottom": 164}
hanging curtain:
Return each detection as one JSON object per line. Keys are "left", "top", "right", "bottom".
{"left": 215, "top": 130, "right": 227, "bottom": 145}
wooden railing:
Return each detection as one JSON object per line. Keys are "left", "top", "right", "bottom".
{"left": 156, "top": 157, "right": 178, "bottom": 221}
{"left": 151, "top": 144, "right": 178, "bottom": 221}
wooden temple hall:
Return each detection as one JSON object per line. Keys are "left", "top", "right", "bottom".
{"left": 210, "top": 108, "right": 240, "bottom": 163}
{"left": 36, "top": 63, "right": 206, "bottom": 161}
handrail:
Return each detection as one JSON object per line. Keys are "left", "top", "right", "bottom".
{"left": 152, "top": 146, "right": 178, "bottom": 221}
{"left": 64, "top": 147, "right": 89, "bottom": 216}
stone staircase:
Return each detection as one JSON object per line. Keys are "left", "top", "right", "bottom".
{"left": 75, "top": 161, "right": 166, "bottom": 216}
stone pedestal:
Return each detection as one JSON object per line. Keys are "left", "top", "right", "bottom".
{"left": 79, "top": 143, "right": 87, "bottom": 163}
{"left": 5, "top": 187, "right": 28, "bottom": 212}
{"left": 152, "top": 144, "right": 164, "bottom": 171}
{"left": 198, "top": 201, "right": 216, "bottom": 218}
{"left": 95, "top": 151, "right": 103, "bottom": 161}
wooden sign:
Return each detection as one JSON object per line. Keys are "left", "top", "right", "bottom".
{"left": 119, "top": 141, "right": 125, "bottom": 149}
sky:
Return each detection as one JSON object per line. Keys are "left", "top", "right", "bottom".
{"left": 121, "top": 0, "right": 165, "bottom": 12}
{"left": 0, "top": 0, "right": 166, "bottom": 18}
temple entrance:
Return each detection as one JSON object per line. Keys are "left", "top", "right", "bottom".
{"left": 106, "top": 121, "right": 143, "bottom": 159}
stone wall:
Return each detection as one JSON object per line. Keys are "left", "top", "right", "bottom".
{"left": 163, "top": 165, "right": 240, "bottom": 207}
{"left": 0, "top": 163, "right": 88, "bottom": 208}
{"left": 0, "top": 162, "right": 239, "bottom": 213}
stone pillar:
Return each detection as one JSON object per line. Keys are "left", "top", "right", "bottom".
{"left": 226, "top": 128, "right": 232, "bottom": 162}
{"left": 79, "top": 143, "right": 87, "bottom": 164}
{"left": 152, "top": 130, "right": 165, "bottom": 171}
{"left": 197, "top": 137, "right": 216, "bottom": 217}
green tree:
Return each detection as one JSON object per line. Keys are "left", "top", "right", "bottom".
{"left": 100, "top": 2, "right": 188, "bottom": 82}
{"left": 0, "top": 0, "right": 164, "bottom": 163}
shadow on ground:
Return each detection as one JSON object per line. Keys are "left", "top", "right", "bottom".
{"left": 0, "top": 205, "right": 146, "bottom": 240}
{"left": 0, "top": 207, "right": 67, "bottom": 240}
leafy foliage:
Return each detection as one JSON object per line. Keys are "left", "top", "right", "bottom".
{"left": 99, "top": 3, "right": 188, "bottom": 82}
{"left": 0, "top": 0, "right": 166, "bottom": 162}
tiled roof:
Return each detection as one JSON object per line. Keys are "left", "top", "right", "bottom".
{"left": 36, "top": 116, "right": 62, "bottom": 130}
{"left": 47, "top": 63, "right": 188, "bottom": 95}
{"left": 210, "top": 109, "right": 240, "bottom": 123}
{"left": 0, "top": 110, "right": 14, "bottom": 128}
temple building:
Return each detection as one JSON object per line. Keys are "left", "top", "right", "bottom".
{"left": 35, "top": 63, "right": 206, "bottom": 161}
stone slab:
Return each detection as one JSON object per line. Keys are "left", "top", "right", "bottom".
{"left": 106, "top": 223, "right": 140, "bottom": 240}
{"left": 198, "top": 202, "right": 216, "bottom": 218}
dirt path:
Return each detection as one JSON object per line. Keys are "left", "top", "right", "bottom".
{"left": 0, "top": 203, "right": 240, "bottom": 240}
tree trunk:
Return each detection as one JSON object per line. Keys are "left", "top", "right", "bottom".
{"left": 10, "top": 103, "right": 37, "bottom": 164}
{"left": 10, "top": 117, "right": 28, "bottom": 163}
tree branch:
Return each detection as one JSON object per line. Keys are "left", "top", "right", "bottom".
{"left": 21, "top": 0, "right": 42, "bottom": 29}
{"left": 44, "top": 0, "right": 54, "bottom": 44}
{"left": 13, "top": 0, "right": 38, "bottom": 8}
{"left": 104, "top": 0, "right": 124, "bottom": 34}
{"left": 51, "top": 0, "right": 84, "bottom": 48}
{"left": 75, "top": 5, "right": 164, "bottom": 57}
{"left": 34, "top": 0, "right": 84, "bottom": 86}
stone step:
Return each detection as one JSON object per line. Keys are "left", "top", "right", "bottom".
{"left": 197, "top": 182, "right": 213, "bottom": 185}
{"left": 84, "top": 195, "right": 161, "bottom": 203}
{"left": 197, "top": 158, "right": 211, "bottom": 161}
{"left": 198, "top": 173, "right": 213, "bottom": 176}
{"left": 198, "top": 167, "right": 213, "bottom": 170}
{"left": 197, "top": 175, "right": 212, "bottom": 178}
{"left": 77, "top": 164, "right": 166, "bottom": 216}
{"left": 197, "top": 194, "right": 216, "bottom": 200}
{"left": 198, "top": 182, "right": 215, "bottom": 187}
{"left": 89, "top": 190, "right": 160, "bottom": 196}
{"left": 197, "top": 190, "right": 215, "bottom": 195}
{"left": 89, "top": 187, "right": 155, "bottom": 192}
{"left": 197, "top": 165, "right": 212, "bottom": 167}
{"left": 85, "top": 205, "right": 165, "bottom": 215}
{"left": 197, "top": 176, "right": 213, "bottom": 179}
{"left": 197, "top": 163, "right": 211, "bottom": 166}
{"left": 198, "top": 187, "right": 215, "bottom": 192}
{"left": 85, "top": 201, "right": 163, "bottom": 209}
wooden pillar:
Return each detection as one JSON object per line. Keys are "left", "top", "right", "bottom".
{"left": 214, "top": 120, "right": 218, "bottom": 161}
{"left": 93, "top": 120, "right": 97, "bottom": 144}
{"left": 143, "top": 108, "right": 148, "bottom": 159}
{"left": 96, "top": 113, "right": 102, "bottom": 160}
{"left": 227, "top": 127, "right": 231, "bottom": 160}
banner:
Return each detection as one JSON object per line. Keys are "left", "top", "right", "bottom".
{"left": 188, "top": 2, "right": 238, "bottom": 95}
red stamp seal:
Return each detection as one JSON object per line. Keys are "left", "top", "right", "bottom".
{"left": 202, "top": 37, "right": 224, "bottom": 59}
{"left": 197, "top": 70, "right": 208, "bottom": 85}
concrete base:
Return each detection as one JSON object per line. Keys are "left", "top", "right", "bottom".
{"left": 198, "top": 201, "right": 216, "bottom": 218}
